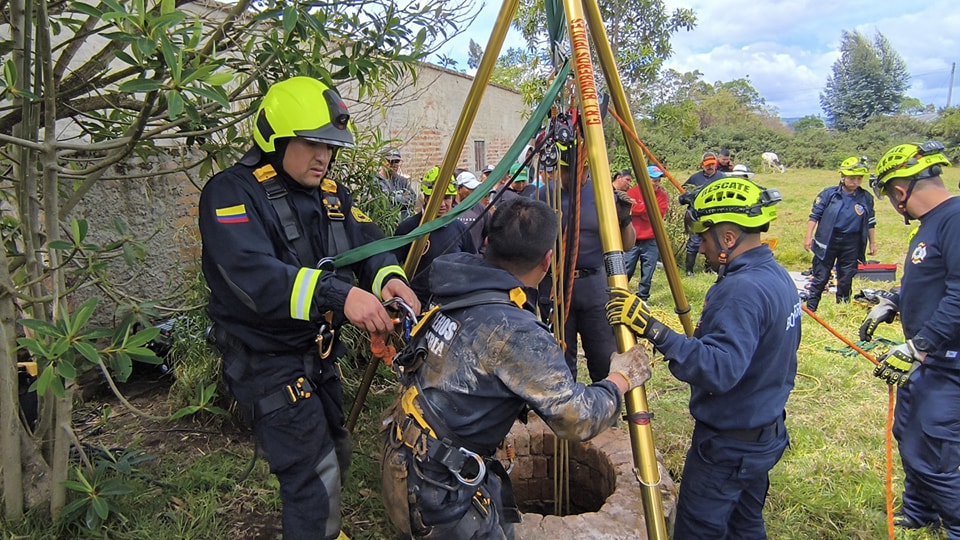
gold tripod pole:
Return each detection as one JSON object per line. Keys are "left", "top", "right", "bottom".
{"left": 581, "top": 0, "right": 694, "bottom": 338}
{"left": 346, "top": 0, "right": 520, "bottom": 433}
{"left": 402, "top": 0, "right": 520, "bottom": 278}
{"left": 561, "top": 0, "right": 668, "bottom": 537}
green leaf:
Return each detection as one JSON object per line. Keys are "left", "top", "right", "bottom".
{"left": 127, "top": 347, "right": 161, "bottom": 364}
{"left": 160, "top": 0, "right": 174, "bottom": 15}
{"left": 71, "top": 2, "right": 104, "bottom": 19}
{"left": 112, "top": 352, "right": 133, "bottom": 382}
{"left": 149, "top": 11, "right": 185, "bottom": 30}
{"left": 184, "top": 86, "right": 229, "bottom": 108}
{"left": 118, "top": 79, "right": 164, "bottom": 93}
{"left": 91, "top": 494, "right": 109, "bottom": 519}
{"left": 72, "top": 219, "right": 88, "bottom": 244}
{"left": 203, "top": 72, "right": 233, "bottom": 86}
{"left": 170, "top": 405, "right": 201, "bottom": 420}
{"left": 75, "top": 342, "right": 101, "bottom": 364}
{"left": 36, "top": 365, "right": 55, "bottom": 396}
{"left": 167, "top": 90, "right": 183, "bottom": 119}
{"left": 72, "top": 297, "right": 100, "bottom": 333}
{"left": 125, "top": 327, "right": 160, "bottom": 348}
{"left": 160, "top": 35, "right": 179, "bottom": 82}
{"left": 136, "top": 37, "right": 156, "bottom": 57}
{"left": 47, "top": 240, "right": 74, "bottom": 250}
{"left": 282, "top": 6, "right": 298, "bottom": 36}
{"left": 20, "top": 318, "right": 60, "bottom": 335}
{"left": 3, "top": 58, "right": 17, "bottom": 86}
{"left": 57, "top": 358, "right": 78, "bottom": 380}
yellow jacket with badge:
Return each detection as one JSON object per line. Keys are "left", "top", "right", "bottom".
{"left": 199, "top": 157, "right": 406, "bottom": 355}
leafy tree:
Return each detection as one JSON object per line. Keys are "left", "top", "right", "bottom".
{"left": 820, "top": 30, "right": 910, "bottom": 131}
{"left": 0, "top": 0, "right": 468, "bottom": 524}
{"left": 793, "top": 115, "right": 827, "bottom": 132}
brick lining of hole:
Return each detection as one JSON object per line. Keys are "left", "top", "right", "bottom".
{"left": 501, "top": 412, "right": 678, "bottom": 539}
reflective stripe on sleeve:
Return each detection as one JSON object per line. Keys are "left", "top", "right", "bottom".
{"left": 373, "top": 265, "right": 406, "bottom": 299}
{"left": 290, "top": 267, "right": 323, "bottom": 320}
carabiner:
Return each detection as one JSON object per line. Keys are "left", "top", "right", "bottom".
{"left": 453, "top": 447, "right": 486, "bottom": 487}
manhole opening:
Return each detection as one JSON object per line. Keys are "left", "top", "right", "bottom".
{"left": 509, "top": 426, "right": 616, "bottom": 516}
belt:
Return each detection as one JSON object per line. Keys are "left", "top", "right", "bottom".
{"left": 704, "top": 417, "right": 782, "bottom": 443}
{"left": 254, "top": 377, "right": 314, "bottom": 419}
{"left": 572, "top": 267, "right": 601, "bottom": 279}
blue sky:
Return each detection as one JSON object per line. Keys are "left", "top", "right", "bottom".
{"left": 433, "top": 0, "right": 960, "bottom": 119}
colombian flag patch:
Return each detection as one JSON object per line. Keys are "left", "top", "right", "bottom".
{"left": 216, "top": 204, "right": 249, "bottom": 224}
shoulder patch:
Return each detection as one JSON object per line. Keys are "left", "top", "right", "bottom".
{"left": 351, "top": 207, "right": 372, "bottom": 223}
{"left": 216, "top": 204, "right": 249, "bottom": 224}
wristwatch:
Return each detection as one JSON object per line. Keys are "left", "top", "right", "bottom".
{"left": 911, "top": 336, "right": 935, "bottom": 353}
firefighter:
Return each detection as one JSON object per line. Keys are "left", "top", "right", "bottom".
{"left": 607, "top": 178, "right": 801, "bottom": 538}
{"left": 199, "top": 76, "right": 419, "bottom": 540}
{"left": 860, "top": 141, "right": 960, "bottom": 536}
{"left": 803, "top": 156, "right": 877, "bottom": 311}
{"left": 381, "top": 197, "right": 651, "bottom": 539}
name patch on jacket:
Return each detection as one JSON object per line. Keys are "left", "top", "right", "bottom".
{"left": 426, "top": 312, "right": 459, "bottom": 356}
{"left": 216, "top": 204, "right": 249, "bottom": 224}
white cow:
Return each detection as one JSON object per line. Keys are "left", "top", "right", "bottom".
{"left": 761, "top": 152, "right": 786, "bottom": 173}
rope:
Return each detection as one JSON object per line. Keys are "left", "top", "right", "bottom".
{"left": 801, "top": 305, "right": 895, "bottom": 540}
{"left": 606, "top": 106, "right": 685, "bottom": 193}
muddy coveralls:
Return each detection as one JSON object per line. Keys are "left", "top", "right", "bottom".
{"left": 892, "top": 196, "right": 960, "bottom": 538}
{"left": 381, "top": 252, "right": 622, "bottom": 539}
{"left": 200, "top": 151, "right": 408, "bottom": 540}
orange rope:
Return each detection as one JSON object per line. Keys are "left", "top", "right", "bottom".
{"left": 606, "top": 106, "right": 685, "bottom": 193}
{"left": 801, "top": 305, "right": 895, "bottom": 540}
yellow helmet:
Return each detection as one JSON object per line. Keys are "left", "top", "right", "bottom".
{"left": 254, "top": 77, "right": 354, "bottom": 153}
{"left": 685, "top": 179, "right": 781, "bottom": 234}
{"left": 839, "top": 156, "right": 869, "bottom": 177}
{"left": 872, "top": 141, "right": 951, "bottom": 197}
{"left": 420, "top": 166, "right": 457, "bottom": 196}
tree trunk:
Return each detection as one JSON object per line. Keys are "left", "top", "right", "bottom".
{"left": 0, "top": 258, "right": 24, "bottom": 519}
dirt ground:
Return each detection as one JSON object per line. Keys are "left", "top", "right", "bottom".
{"left": 77, "top": 370, "right": 284, "bottom": 539}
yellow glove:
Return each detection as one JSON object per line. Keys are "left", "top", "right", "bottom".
{"left": 605, "top": 287, "right": 670, "bottom": 346}
{"left": 873, "top": 340, "right": 921, "bottom": 387}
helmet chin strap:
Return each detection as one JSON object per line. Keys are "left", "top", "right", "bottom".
{"left": 895, "top": 179, "right": 919, "bottom": 224}
{"left": 710, "top": 228, "right": 748, "bottom": 281}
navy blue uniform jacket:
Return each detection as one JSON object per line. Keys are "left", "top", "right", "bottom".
{"left": 199, "top": 160, "right": 406, "bottom": 355}
{"left": 809, "top": 184, "right": 876, "bottom": 262}
{"left": 655, "top": 246, "right": 802, "bottom": 431}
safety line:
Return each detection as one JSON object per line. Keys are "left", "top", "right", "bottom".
{"left": 801, "top": 305, "right": 895, "bottom": 540}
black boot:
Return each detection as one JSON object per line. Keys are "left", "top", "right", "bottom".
{"left": 684, "top": 253, "right": 697, "bottom": 277}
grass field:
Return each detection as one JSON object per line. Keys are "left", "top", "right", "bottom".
{"left": 3, "top": 167, "right": 958, "bottom": 539}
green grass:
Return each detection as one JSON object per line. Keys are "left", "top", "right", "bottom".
{"left": 4, "top": 168, "right": 958, "bottom": 539}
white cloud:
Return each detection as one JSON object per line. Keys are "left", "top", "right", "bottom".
{"left": 438, "top": 0, "right": 959, "bottom": 119}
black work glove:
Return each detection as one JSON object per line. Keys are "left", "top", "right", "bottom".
{"left": 873, "top": 340, "right": 922, "bottom": 387}
{"left": 605, "top": 287, "right": 670, "bottom": 346}
{"left": 859, "top": 298, "right": 898, "bottom": 341}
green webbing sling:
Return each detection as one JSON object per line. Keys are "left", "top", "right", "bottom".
{"left": 331, "top": 60, "right": 572, "bottom": 268}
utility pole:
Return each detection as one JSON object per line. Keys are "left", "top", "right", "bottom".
{"left": 947, "top": 62, "right": 956, "bottom": 109}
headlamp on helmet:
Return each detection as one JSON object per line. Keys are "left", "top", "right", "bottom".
{"left": 872, "top": 140, "right": 951, "bottom": 198}
{"left": 685, "top": 180, "right": 780, "bottom": 234}
{"left": 420, "top": 166, "right": 457, "bottom": 197}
